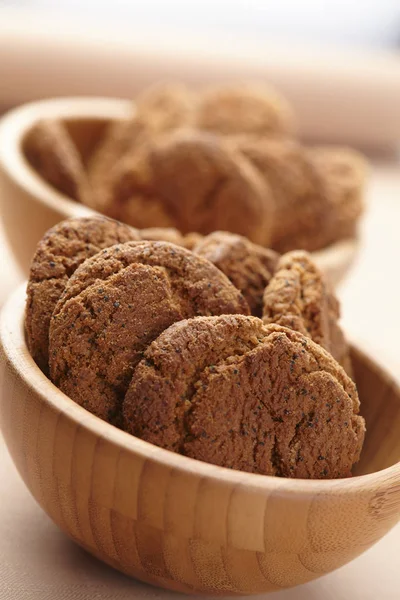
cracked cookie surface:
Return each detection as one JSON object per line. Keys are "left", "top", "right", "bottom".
{"left": 26, "top": 216, "right": 139, "bottom": 373}
{"left": 123, "top": 316, "right": 364, "bottom": 478}
{"left": 95, "top": 129, "right": 273, "bottom": 245}
{"left": 49, "top": 241, "right": 249, "bottom": 424}
{"left": 263, "top": 251, "right": 351, "bottom": 373}
{"left": 193, "top": 231, "right": 279, "bottom": 316}
{"left": 232, "top": 137, "right": 367, "bottom": 252}
{"left": 231, "top": 136, "right": 335, "bottom": 252}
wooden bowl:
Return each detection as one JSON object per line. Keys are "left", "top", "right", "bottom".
{"left": 1, "top": 284, "right": 399, "bottom": 596}
{"left": 0, "top": 97, "right": 359, "bottom": 285}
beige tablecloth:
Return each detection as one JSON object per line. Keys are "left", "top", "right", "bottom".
{"left": 1, "top": 161, "right": 400, "bottom": 599}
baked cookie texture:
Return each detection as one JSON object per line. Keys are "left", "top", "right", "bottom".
{"left": 86, "top": 82, "right": 290, "bottom": 190}
{"left": 24, "top": 82, "right": 366, "bottom": 255}
{"left": 84, "top": 83, "right": 196, "bottom": 209}
{"left": 124, "top": 316, "right": 365, "bottom": 479}
{"left": 262, "top": 250, "right": 351, "bottom": 373}
{"left": 139, "top": 227, "right": 203, "bottom": 250}
{"left": 26, "top": 216, "right": 365, "bottom": 480}
{"left": 307, "top": 146, "right": 367, "bottom": 245}
{"left": 26, "top": 217, "right": 208, "bottom": 374}
{"left": 93, "top": 130, "right": 274, "bottom": 245}
{"left": 24, "top": 119, "right": 87, "bottom": 201}
{"left": 195, "top": 83, "right": 295, "bottom": 136}
{"left": 193, "top": 231, "right": 279, "bottom": 316}
{"left": 231, "top": 136, "right": 367, "bottom": 252}
{"left": 49, "top": 241, "right": 249, "bottom": 424}
{"left": 26, "top": 216, "right": 139, "bottom": 373}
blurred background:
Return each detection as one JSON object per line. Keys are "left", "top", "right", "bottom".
{"left": 1, "top": 1, "right": 400, "bottom": 148}
{"left": 2, "top": 0, "right": 400, "bottom": 48}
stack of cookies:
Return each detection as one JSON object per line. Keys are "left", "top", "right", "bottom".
{"left": 26, "top": 216, "right": 365, "bottom": 480}
{"left": 24, "top": 82, "right": 367, "bottom": 253}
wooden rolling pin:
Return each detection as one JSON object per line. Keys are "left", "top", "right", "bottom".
{"left": 1, "top": 9, "right": 400, "bottom": 149}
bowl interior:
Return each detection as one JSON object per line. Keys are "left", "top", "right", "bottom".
{"left": 352, "top": 349, "right": 400, "bottom": 476}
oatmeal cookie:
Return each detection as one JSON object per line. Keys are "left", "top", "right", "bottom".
{"left": 49, "top": 241, "right": 249, "bottom": 423}
{"left": 96, "top": 129, "right": 273, "bottom": 245}
{"left": 307, "top": 146, "right": 367, "bottom": 244}
{"left": 193, "top": 231, "right": 278, "bottom": 316}
{"left": 124, "top": 316, "right": 365, "bottom": 478}
{"left": 232, "top": 137, "right": 367, "bottom": 252}
{"left": 25, "top": 216, "right": 139, "bottom": 373}
{"left": 230, "top": 136, "right": 335, "bottom": 252}
{"left": 262, "top": 251, "right": 351, "bottom": 372}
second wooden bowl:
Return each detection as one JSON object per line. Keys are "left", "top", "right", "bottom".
{"left": 0, "top": 284, "right": 399, "bottom": 595}
{"left": 0, "top": 97, "right": 359, "bottom": 283}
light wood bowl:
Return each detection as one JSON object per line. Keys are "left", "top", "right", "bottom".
{"left": 1, "top": 284, "right": 400, "bottom": 596}
{"left": 0, "top": 97, "right": 359, "bottom": 285}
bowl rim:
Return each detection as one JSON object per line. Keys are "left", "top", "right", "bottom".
{"left": 0, "top": 95, "right": 360, "bottom": 266}
{"left": 0, "top": 96, "right": 133, "bottom": 219}
{"left": 2, "top": 283, "right": 400, "bottom": 497}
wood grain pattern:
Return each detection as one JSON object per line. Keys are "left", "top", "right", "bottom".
{"left": 0, "top": 285, "right": 399, "bottom": 596}
{"left": 0, "top": 97, "right": 359, "bottom": 283}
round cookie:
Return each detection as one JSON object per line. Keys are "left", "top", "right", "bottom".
{"left": 98, "top": 129, "right": 273, "bottom": 245}
{"left": 193, "top": 231, "right": 279, "bottom": 316}
{"left": 26, "top": 216, "right": 140, "bottom": 373}
{"left": 307, "top": 146, "right": 367, "bottom": 244}
{"left": 84, "top": 83, "right": 196, "bottom": 210}
{"left": 136, "top": 82, "right": 196, "bottom": 131}
{"left": 196, "top": 83, "right": 295, "bottom": 136}
{"left": 231, "top": 136, "right": 336, "bottom": 253}
{"left": 262, "top": 251, "right": 351, "bottom": 373}
{"left": 24, "top": 119, "right": 87, "bottom": 201}
{"left": 123, "top": 316, "right": 365, "bottom": 479}
{"left": 49, "top": 241, "right": 249, "bottom": 424}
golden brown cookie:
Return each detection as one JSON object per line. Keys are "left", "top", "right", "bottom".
{"left": 84, "top": 83, "right": 196, "bottom": 210}
{"left": 196, "top": 83, "right": 295, "bottom": 136}
{"left": 49, "top": 241, "right": 249, "bottom": 424}
{"left": 232, "top": 137, "right": 367, "bottom": 252}
{"left": 307, "top": 146, "right": 367, "bottom": 244}
{"left": 26, "top": 216, "right": 140, "bottom": 373}
{"left": 262, "top": 251, "right": 351, "bottom": 373}
{"left": 193, "top": 231, "right": 279, "bottom": 316}
{"left": 136, "top": 82, "right": 196, "bottom": 131}
{"left": 23, "top": 119, "right": 87, "bottom": 201}
{"left": 123, "top": 316, "right": 365, "bottom": 479}
{"left": 231, "top": 136, "right": 336, "bottom": 252}
{"left": 138, "top": 227, "right": 203, "bottom": 250}
{"left": 97, "top": 129, "right": 273, "bottom": 245}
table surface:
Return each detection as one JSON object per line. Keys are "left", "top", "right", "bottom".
{"left": 0, "top": 159, "right": 399, "bottom": 599}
